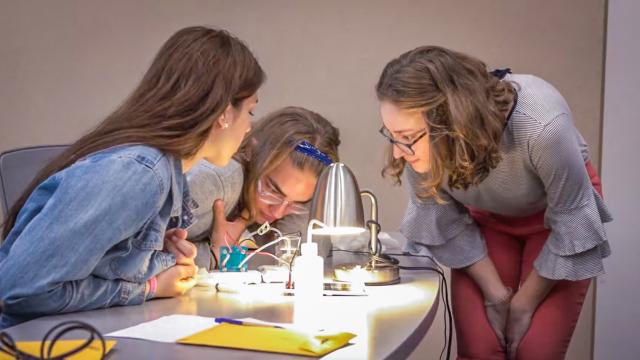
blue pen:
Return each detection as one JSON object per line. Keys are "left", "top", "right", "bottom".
{"left": 214, "top": 317, "right": 284, "bottom": 329}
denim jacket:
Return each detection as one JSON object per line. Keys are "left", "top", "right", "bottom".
{"left": 0, "top": 145, "right": 195, "bottom": 329}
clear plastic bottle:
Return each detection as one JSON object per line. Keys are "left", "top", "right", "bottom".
{"left": 293, "top": 242, "right": 324, "bottom": 299}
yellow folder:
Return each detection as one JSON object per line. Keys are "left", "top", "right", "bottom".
{"left": 0, "top": 340, "right": 116, "bottom": 360}
{"left": 177, "top": 323, "right": 356, "bottom": 357}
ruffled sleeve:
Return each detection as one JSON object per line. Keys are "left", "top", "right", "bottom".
{"left": 401, "top": 167, "right": 487, "bottom": 268}
{"left": 530, "top": 113, "right": 612, "bottom": 280}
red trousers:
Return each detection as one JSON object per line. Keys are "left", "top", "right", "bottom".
{"left": 452, "top": 162, "right": 602, "bottom": 360}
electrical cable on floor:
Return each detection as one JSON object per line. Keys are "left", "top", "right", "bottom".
{"left": 0, "top": 320, "right": 106, "bottom": 360}
{"left": 392, "top": 256, "right": 452, "bottom": 360}
{"left": 334, "top": 248, "right": 452, "bottom": 360}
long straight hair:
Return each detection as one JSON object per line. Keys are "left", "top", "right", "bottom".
{"left": 376, "top": 46, "right": 515, "bottom": 201}
{"left": 2, "top": 26, "right": 265, "bottom": 238}
{"left": 234, "top": 106, "right": 340, "bottom": 221}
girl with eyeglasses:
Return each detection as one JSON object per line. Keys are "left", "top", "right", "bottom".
{"left": 184, "top": 106, "right": 340, "bottom": 270}
{"left": 377, "top": 46, "right": 611, "bottom": 360}
{"left": 0, "top": 26, "right": 264, "bottom": 328}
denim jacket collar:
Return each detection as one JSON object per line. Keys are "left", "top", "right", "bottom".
{"left": 168, "top": 156, "right": 199, "bottom": 229}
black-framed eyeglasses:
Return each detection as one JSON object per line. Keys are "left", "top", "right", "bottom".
{"left": 378, "top": 126, "right": 428, "bottom": 156}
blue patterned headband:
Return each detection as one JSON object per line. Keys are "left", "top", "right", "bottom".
{"left": 294, "top": 141, "right": 333, "bottom": 166}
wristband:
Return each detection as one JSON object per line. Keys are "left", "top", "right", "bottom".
{"left": 147, "top": 276, "right": 158, "bottom": 299}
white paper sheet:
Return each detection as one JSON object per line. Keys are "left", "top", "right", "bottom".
{"left": 106, "top": 314, "right": 217, "bottom": 342}
{"left": 106, "top": 315, "right": 301, "bottom": 343}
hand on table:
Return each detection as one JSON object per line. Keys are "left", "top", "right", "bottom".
{"left": 154, "top": 263, "right": 197, "bottom": 298}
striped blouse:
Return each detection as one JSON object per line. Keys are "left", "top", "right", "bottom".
{"left": 401, "top": 73, "right": 612, "bottom": 280}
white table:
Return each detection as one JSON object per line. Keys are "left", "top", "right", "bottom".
{"left": 4, "top": 252, "right": 440, "bottom": 359}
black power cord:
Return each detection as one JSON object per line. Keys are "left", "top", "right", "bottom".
{"left": 334, "top": 247, "right": 453, "bottom": 360}
{"left": 0, "top": 320, "right": 106, "bottom": 360}
{"left": 408, "top": 242, "right": 453, "bottom": 360}
{"left": 389, "top": 253, "right": 453, "bottom": 360}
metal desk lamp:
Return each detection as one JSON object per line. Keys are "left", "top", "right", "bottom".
{"left": 308, "top": 163, "right": 400, "bottom": 285}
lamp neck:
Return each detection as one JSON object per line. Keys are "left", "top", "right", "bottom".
{"left": 360, "top": 190, "right": 380, "bottom": 255}
{"left": 360, "top": 190, "right": 378, "bottom": 222}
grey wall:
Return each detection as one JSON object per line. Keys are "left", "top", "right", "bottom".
{"left": 595, "top": 0, "right": 640, "bottom": 358}
{"left": 0, "top": 1, "right": 607, "bottom": 359}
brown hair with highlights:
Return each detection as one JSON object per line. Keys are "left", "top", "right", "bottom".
{"left": 235, "top": 106, "right": 340, "bottom": 221}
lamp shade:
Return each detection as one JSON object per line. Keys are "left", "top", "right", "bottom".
{"left": 308, "top": 163, "right": 365, "bottom": 235}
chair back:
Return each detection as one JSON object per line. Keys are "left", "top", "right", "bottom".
{"left": 0, "top": 145, "right": 68, "bottom": 215}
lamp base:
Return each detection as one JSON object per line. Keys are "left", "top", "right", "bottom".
{"left": 334, "top": 255, "right": 400, "bottom": 286}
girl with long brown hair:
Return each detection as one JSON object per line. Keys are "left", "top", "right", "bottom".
{"left": 184, "top": 106, "right": 340, "bottom": 270}
{"left": 376, "top": 46, "right": 611, "bottom": 359}
{"left": 0, "top": 26, "right": 264, "bottom": 329}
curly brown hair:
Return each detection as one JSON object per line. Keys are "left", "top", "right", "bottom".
{"left": 376, "top": 46, "right": 516, "bottom": 202}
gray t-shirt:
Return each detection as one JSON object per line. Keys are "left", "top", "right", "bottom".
{"left": 401, "top": 74, "right": 612, "bottom": 280}
{"left": 185, "top": 160, "right": 243, "bottom": 269}
{"left": 185, "top": 159, "right": 329, "bottom": 270}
